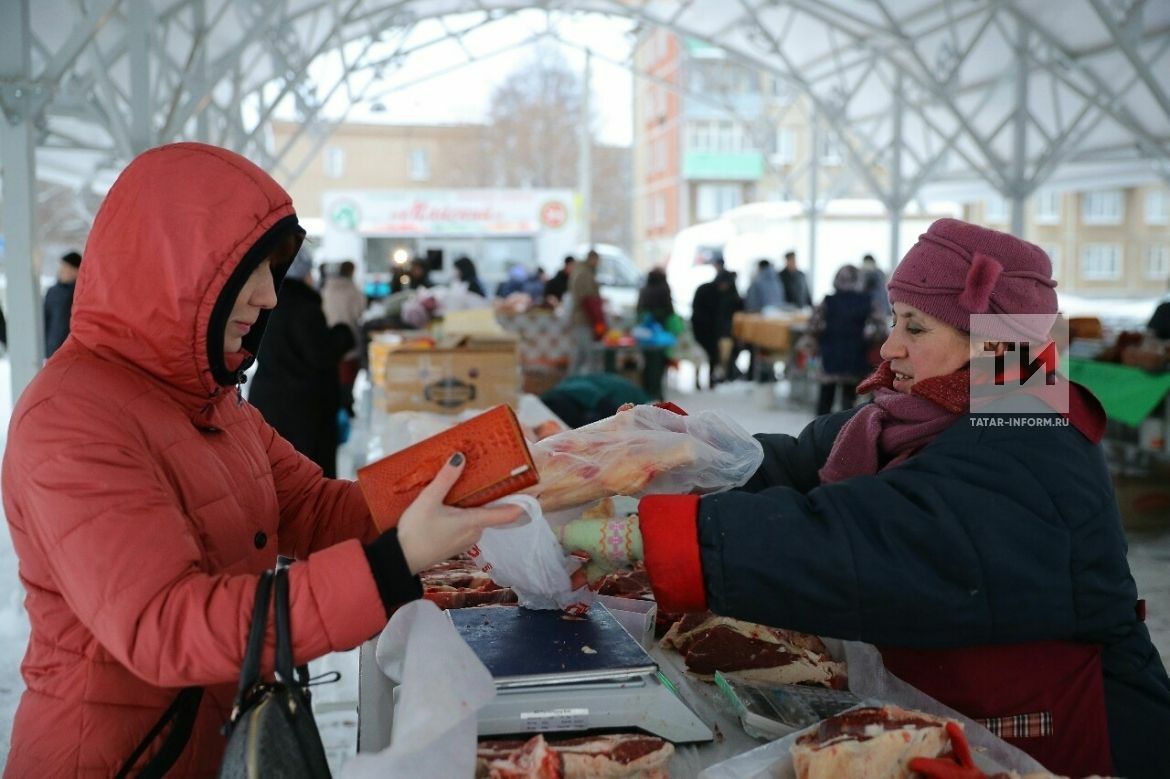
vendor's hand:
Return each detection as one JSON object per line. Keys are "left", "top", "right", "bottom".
{"left": 397, "top": 452, "right": 525, "bottom": 574}
{"left": 558, "top": 516, "right": 643, "bottom": 584}
{"left": 907, "top": 722, "right": 987, "bottom": 779}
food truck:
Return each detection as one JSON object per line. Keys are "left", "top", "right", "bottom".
{"left": 319, "top": 188, "right": 579, "bottom": 298}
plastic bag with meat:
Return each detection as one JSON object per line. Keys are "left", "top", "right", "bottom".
{"left": 524, "top": 404, "right": 764, "bottom": 516}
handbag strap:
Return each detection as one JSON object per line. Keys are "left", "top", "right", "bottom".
{"left": 114, "top": 686, "right": 204, "bottom": 779}
{"left": 273, "top": 564, "right": 312, "bottom": 690}
{"left": 230, "top": 569, "right": 275, "bottom": 716}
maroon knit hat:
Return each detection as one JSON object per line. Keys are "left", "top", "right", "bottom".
{"left": 888, "top": 218, "right": 1058, "bottom": 343}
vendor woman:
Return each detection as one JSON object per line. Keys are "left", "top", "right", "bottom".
{"left": 567, "top": 219, "right": 1170, "bottom": 778}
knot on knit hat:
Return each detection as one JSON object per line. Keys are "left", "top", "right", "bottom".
{"left": 888, "top": 218, "right": 1057, "bottom": 343}
{"left": 957, "top": 252, "right": 1001, "bottom": 312}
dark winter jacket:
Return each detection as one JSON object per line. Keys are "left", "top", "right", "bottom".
{"left": 250, "top": 279, "right": 351, "bottom": 477}
{"left": 691, "top": 277, "right": 741, "bottom": 348}
{"left": 778, "top": 266, "right": 812, "bottom": 307}
{"left": 817, "top": 290, "right": 872, "bottom": 378}
{"left": 674, "top": 400, "right": 1170, "bottom": 778}
{"left": 43, "top": 280, "right": 76, "bottom": 357}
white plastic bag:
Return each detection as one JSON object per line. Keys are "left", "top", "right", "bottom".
{"left": 470, "top": 494, "right": 592, "bottom": 613}
{"left": 340, "top": 600, "right": 494, "bottom": 779}
{"left": 527, "top": 405, "right": 764, "bottom": 515}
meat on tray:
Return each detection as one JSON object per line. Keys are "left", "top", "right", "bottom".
{"left": 791, "top": 704, "right": 954, "bottom": 779}
{"left": 477, "top": 733, "right": 673, "bottom": 779}
{"left": 419, "top": 557, "right": 518, "bottom": 610}
{"left": 660, "top": 612, "right": 847, "bottom": 688}
{"left": 595, "top": 566, "right": 653, "bottom": 600}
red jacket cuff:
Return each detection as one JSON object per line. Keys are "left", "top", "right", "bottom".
{"left": 638, "top": 494, "right": 707, "bottom": 613}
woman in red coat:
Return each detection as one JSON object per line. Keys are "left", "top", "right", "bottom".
{"left": 1, "top": 143, "right": 520, "bottom": 777}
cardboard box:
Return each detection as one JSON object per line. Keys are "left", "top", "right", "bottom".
{"left": 1112, "top": 464, "right": 1170, "bottom": 532}
{"left": 370, "top": 336, "right": 519, "bottom": 414}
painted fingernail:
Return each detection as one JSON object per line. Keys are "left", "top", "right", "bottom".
{"left": 449, "top": 452, "right": 464, "bottom": 466}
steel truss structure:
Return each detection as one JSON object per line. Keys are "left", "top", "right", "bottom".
{"left": 3, "top": 0, "right": 1169, "bottom": 399}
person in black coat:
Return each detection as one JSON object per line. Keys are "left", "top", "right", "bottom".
{"left": 562, "top": 219, "right": 1170, "bottom": 779}
{"left": 249, "top": 248, "right": 353, "bottom": 478}
{"left": 43, "top": 251, "right": 82, "bottom": 358}
{"left": 454, "top": 255, "right": 486, "bottom": 298}
{"left": 544, "top": 255, "right": 575, "bottom": 303}
{"left": 810, "top": 264, "right": 879, "bottom": 414}
{"left": 778, "top": 250, "right": 812, "bottom": 308}
{"left": 691, "top": 270, "right": 741, "bottom": 388}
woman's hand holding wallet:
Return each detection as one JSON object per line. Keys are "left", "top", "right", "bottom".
{"left": 363, "top": 451, "right": 525, "bottom": 617}
{"left": 396, "top": 452, "right": 525, "bottom": 574}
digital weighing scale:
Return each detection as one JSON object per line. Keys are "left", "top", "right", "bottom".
{"left": 448, "top": 603, "right": 713, "bottom": 743}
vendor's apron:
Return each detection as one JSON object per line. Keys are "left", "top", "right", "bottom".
{"left": 878, "top": 641, "right": 1112, "bottom": 777}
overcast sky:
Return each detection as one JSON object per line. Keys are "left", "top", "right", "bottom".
{"left": 308, "top": 11, "right": 636, "bottom": 146}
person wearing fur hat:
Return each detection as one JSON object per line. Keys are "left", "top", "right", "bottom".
{"left": 561, "top": 218, "right": 1170, "bottom": 778}
{"left": 1, "top": 143, "right": 523, "bottom": 776}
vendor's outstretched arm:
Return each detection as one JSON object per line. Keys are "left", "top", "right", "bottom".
{"left": 640, "top": 423, "right": 1134, "bottom": 649}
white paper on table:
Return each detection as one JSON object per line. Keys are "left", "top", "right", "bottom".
{"left": 339, "top": 600, "right": 495, "bottom": 779}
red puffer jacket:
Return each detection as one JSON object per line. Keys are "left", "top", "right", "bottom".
{"left": 2, "top": 144, "right": 385, "bottom": 777}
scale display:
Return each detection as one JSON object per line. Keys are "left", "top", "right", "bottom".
{"left": 449, "top": 603, "right": 656, "bottom": 687}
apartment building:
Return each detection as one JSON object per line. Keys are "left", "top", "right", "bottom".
{"left": 631, "top": 30, "right": 863, "bottom": 269}
{"left": 968, "top": 185, "right": 1170, "bottom": 298}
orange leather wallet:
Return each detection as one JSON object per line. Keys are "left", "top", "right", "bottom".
{"left": 357, "top": 404, "right": 539, "bottom": 532}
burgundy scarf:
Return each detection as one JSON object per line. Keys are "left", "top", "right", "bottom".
{"left": 818, "top": 362, "right": 967, "bottom": 484}
{"left": 818, "top": 361, "right": 1106, "bottom": 484}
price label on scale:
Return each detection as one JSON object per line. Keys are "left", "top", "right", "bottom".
{"left": 520, "top": 708, "right": 589, "bottom": 732}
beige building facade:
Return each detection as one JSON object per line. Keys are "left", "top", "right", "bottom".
{"left": 270, "top": 121, "right": 491, "bottom": 228}
{"left": 967, "top": 184, "right": 1170, "bottom": 299}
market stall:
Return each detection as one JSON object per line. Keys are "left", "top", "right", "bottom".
{"left": 339, "top": 398, "right": 1053, "bottom": 779}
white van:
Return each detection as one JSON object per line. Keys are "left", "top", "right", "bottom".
{"left": 666, "top": 200, "right": 958, "bottom": 317}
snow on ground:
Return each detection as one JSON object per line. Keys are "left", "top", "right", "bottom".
{"left": 0, "top": 355, "right": 1166, "bottom": 769}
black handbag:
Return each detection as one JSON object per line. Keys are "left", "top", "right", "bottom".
{"left": 218, "top": 566, "right": 332, "bottom": 779}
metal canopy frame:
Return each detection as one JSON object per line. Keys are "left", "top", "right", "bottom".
{"left": 3, "top": 0, "right": 1170, "bottom": 400}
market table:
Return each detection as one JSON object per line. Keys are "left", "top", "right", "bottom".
{"left": 355, "top": 616, "right": 766, "bottom": 776}
{"left": 731, "top": 312, "right": 808, "bottom": 353}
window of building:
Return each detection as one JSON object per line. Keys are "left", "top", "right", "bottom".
{"left": 1033, "top": 190, "right": 1061, "bottom": 225}
{"left": 772, "top": 127, "right": 795, "bottom": 165}
{"left": 1040, "top": 243, "right": 1062, "bottom": 281}
{"left": 1082, "top": 189, "right": 1123, "bottom": 225}
{"left": 1081, "top": 243, "right": 1122, "bottom": 281}
{"left": 686, "top": 121, "right": 710, "bottom": 152}
{"left": 696, "top": 184, "right": 742, "bottom": 221}
{"left": 409, "top": 149, "right": 429, "bottom": 181}
{"left": 820, "top": 133, "right": 843, "bottom": 164}
{"left": 1146, "top": 189, "right": 1169, "bottom": 225}
{"left": 1146, "top": 244, "right": 1170, "bottom": 281}
{"left": 654, "top": 194, "right": 667, "bottom": 228}
{"left": 323, "top": 146, "right": 345, "bottom": 179}
{"left": 984, "top": 195, "right": 1008, "bottom": 224}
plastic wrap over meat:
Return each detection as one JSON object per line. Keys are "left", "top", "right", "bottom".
{"left": 524, "top": 405, "right": 764, "bottom": 515}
